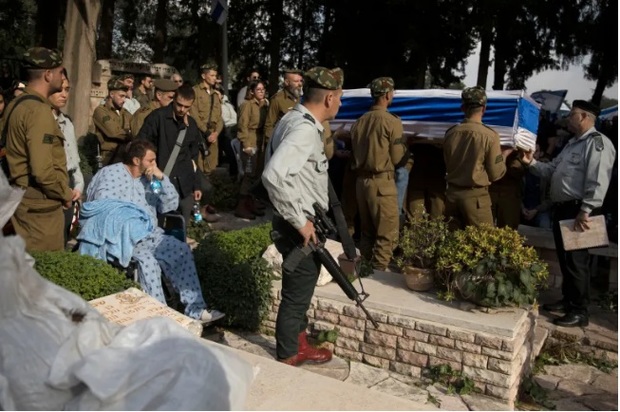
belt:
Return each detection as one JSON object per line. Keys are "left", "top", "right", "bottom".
{"left": 356, "top": 171, "right": 394, "bottom": 179}
{"left": 447, "top": 183, "right": 487, "bottom": 190}
{"left": 554, "top": 199, "right": 581, "bottom": 207}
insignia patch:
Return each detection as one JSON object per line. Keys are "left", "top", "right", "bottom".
{"left": 593, "top": 135, "right": 604, "bottom": 151}
{"left": 495, "top": 154, "right": 503, "bottom": 164}
{"left": 42, "top": 134, "right": 55, "bottom": 144}
{"left": 102, "top": 115, "right": 111, "bottom": 122}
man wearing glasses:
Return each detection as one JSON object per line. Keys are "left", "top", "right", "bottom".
{"left": 236, "top": 69, "right": 261, "bottom": 109}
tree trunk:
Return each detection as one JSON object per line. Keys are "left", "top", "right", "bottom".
{"left": 152, "top": 0, "right": 168, "bottom": 62}
{"left": 64, "top": 0, "right": 102, "bottom": 140}
{"left": 267, "top": 0, "right": 283, "bottom": 97}
{"left": 476, "top": 24, "right": 492, "bottom": 88}
{"left": 96, "top": 0, "right": 114, "bottom": 60}
{"left": 36, "top": 0, "right": 62, "bottom": 48}
{"left": 591, "top": 66, "right": 609, "bottom": 106}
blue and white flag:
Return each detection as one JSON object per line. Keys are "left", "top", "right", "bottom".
{"left": 210, "top": 0, "right": 227, "bottom": 25}
{"left": 529, "top": 90, "right": 567, "bottom": 114}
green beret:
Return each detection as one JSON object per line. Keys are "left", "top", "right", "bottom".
{"left": 370, "top": 77, "right": 395, "bottom": 97}
{"left": 572, "top": 100, "right": 600, "bottom": 117}
{"left": 22, "top": 47, "right": 63, "bottom": 70}
{"left": 107, "top": 77, "right": 129, "bottom": 92}
{"left": 117, "top": 73, "right": 135, "bottom": 81}
{"left": 200, "top": 61, "right": 218, "bottom": 72}
{"left": 304, "top": 66, "right": 344, "bottom": 90}
{"left": 461, "top": 86, "right": 487, "bottom": 107}
{"left": 153, "top": 78, "right": 179, "bottom": 92}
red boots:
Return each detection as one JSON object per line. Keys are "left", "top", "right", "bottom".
{"left": 278, "top": 331, "right": 333, "bottom": 366}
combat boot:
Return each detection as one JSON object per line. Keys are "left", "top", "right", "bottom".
{"left": 234, "top": 196, "right": 256, "bottom": 220}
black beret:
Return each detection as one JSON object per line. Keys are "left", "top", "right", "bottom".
{"left": 572, "top": 100, "right": 601, "bottom": 117}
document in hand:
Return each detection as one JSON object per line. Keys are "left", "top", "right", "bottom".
{"left": 559, "top": 215, "right": 609, "bottom": 251}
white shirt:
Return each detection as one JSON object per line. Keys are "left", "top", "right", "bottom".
{"left": 55, "top": 111, "right": 85, "bottom": 193}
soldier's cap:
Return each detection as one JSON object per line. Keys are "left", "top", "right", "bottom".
{"left": 461, "top": 85, "right": 487, "bottom": 107}
{"left": 107, "top": 77, "right": 129, "bottom": 92}
{"left": 22, "top": 47, "right": 63, "bottom": 70}
{"left": 572, "top": 100, "right": 600, "bottom": 117}
{"left": 153, "top": 78, "right": 179, "bottom": 92}
{"left": 303, "top": 66, "right": 344, "bottom": 90}
{"left": 200, "top": 61, "right": 218, "bottom": 72}
{"left": 117, "top": 73, "right": 135, "bottom": 81}
{"left": 283, "top": 68, "right": 303, "bottom": 75}
{"left": 370, "top": 77, "right": 395, "bottom": 97}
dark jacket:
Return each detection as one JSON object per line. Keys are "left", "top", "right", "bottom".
{"left": 137, "top": 104, "right": 201, "bottom": 199}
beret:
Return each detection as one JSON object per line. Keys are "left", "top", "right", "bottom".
{"left": 370, "top": 77, "right": 395, "bottom": 97}
{"left": 461, "top": 86, "right": 487, "bottom": 107}
{"left": 22, "top": 47, "right": 63, "bottom": 69}
{"left": 117, "top": 73, "right": 135, "bottom": 81}
{"left": 572, "top": 100, "right": 601, "bottom": 116}
{"left": 107, "top": 77, "right": 129, "bottom": 92}
{"left": 304, "top": 66, "right": 344, "bottom": 90}
{"left": 153, "top": 78, "right": 179, "bottom": 92}
{"left": 200, "top": 61, "right": 218, "bottom": 71}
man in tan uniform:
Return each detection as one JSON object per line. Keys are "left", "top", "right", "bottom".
{"left": 443, "top": 86, "right": 512, "bottom": 230}
{"left": 4, "top": 47, "right": 72, "bottom": 251}
{"left": 131, "top": 78, "right": 178, "bottom": 135}
{"left": 92, "top": 77, "right": 133, "bottom": 166}
{"left": 489, "top": 149, "right": 525, "bottom": 229}
{"left": 406, "top": 142, "right": 446, "bottom": 219}
{"left": 350, "top": 77, "right": 408, "bottom": 270}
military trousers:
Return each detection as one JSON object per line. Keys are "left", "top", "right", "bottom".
{"left": 356, "top": 173, "right": 399, "bottom": 270}
{"left": 12, "top": 195, "right": 64, "bottom": 252}
{"left": 490, "top": 188, "right": 521, "bottom": 229}
{"left": 445, "top": 186, "right": 494, "bottom": 230}
{"left": 198, "top": 139, "right": 219, "bottom": 175}
{"left": 552, "top": 201, "right": 601, "bottom": 315}
{"left": 341, "top": 165, "right": 358, "bottom": 236}
{"left": 272, "top": 216, "right": 322, "bottom": 359}
{"left": 405, "top": 186, "right": 446, "bottom": 221}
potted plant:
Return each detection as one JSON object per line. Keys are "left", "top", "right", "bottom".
{"left": 395, "top": 210, "right": 449, "bottom": 291}
{"left": 435, "top": 225, "right": 549, "bottom": 307}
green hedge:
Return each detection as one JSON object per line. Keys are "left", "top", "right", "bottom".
{"left": 32, "top": 251, "right": 137, "bottom": 301}
{"left": 194, "top": 223, "right": 273, "bottom": 330}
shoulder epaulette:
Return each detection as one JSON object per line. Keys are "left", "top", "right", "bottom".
{"left": 303, "top": 113, "right": 315, "bottom": 124}
{"left": 589, "top": 132, "right": 604, "bottom": 151}
{"left": 445, "top": 124, "right": 458, "bottom": 134}
{"left": 389, "top": 111, "right": 400, "bottom": 119}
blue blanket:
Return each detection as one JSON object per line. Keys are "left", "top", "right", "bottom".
{"left": 77, "top": 199, "right": 153, "bottom": 267}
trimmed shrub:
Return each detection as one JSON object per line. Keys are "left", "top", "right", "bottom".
{"left": 194, "top": 223, "right": 273, "bottom": 330}
{"left": 32, "top": 250, "right": 137, "bottom": 301}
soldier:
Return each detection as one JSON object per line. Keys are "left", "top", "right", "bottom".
{"left": 117, "top": 73, "right": 140, "bottom": 115}
{"left": 262, "top": 66, "right": 344, "bottom": 366}
{"left": 405, "top": 142, "right": 446, "bottom": 219}
{"left": 522, "top": 100, "right": 616, "bottom": 327}
{"left": 92, "top": 77, "right": 133, "bottom": 166}
{"left": 443, "top": 86, "right": 512, "bottom": 230}
{"left": 131, "top": 78, "right": 178, "bottom": 135}
{"left": 350, "top": 77, "right": 408, "bottom": 271}
{"left": 236, "top": 68, "right": 260, "bottom": 109}
{"left": 489, "top": 149, "right": 525, "bottom": 229}
{"left": 133, "top": 74, "right": 153, "bottom": 107}
{"left": 171, "top": 72, "right": 184, "bottom": 86}
{"left": 3, "top": 47, "right": 72, "bottom": 251}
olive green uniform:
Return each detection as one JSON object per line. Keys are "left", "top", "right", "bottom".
{"left": 443, "top": 119, "right": 506, "bottom": 229}
{"left": 351, "top": 106, "right": 407, "bottom": 270}
{"left": 406, "top": 143, "right": 446, "bottom": 219}
{"left": 92, "top": 100, "right": 133, "bottom": 166}
{"left": 133, "top": 87, "right": 151, "bottom": 108}
{"left": 190, "top": 84, "right": 223, "bottom": 174}
{"left": 489, "top": 151, "right": 525, "bottom": 229}
{"left": 237, "top": 99, "right": 269, "bottom": 195}
{"left": 5, "top": 89, "right": 73, "bottom": 251}
{"left": 130, "top": 101, "right": 159, "bottom": 136}
{"left": 264, "top": 89, "right": 298, "bottom": 141}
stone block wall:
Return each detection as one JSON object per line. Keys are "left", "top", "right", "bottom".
{"left": 263, "top": 290, "right": 538, "bottom": 408}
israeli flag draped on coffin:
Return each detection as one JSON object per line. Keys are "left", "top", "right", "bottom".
{"left": 332, "top": 89, "right": 541, "bottom": 149}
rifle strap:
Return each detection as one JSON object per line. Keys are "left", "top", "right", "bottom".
{"left": 327, "top": 178, "right": 357, "bottom": 260}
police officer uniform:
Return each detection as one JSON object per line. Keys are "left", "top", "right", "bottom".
{"left": 443, "top": 86, "right": 506, "bottom": 229}
{"left": 4, "top": 47, "right": 73, "bottom": 251}
{"left": 262, "top": 66, "right": 344, "bottom": 366}
{"left": 131, "top": 78, "right": 179, "bottom": 135}
{"left": 92, "top": 77, "right": 133, "bottom": 166}
{"left": 527, "top": 100, "right": 616, "bottom": 327}
{"left": 350, "top": 77, "right": 407, "bottom": 270}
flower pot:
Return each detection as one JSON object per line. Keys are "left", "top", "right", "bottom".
{"left": 403, "top": 266, "right": 434, "bottom": 292}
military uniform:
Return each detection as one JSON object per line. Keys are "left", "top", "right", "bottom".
{"left": 190, "top": 82, "right": 223, "bottom": 175}
{"left": 262, "top": 66, "right": 343, "bottom": 365}
{"left": 443, "top": 86, "right": 506, "bottom": 230}
{"left": 405, "top": 143, "right": 446, "bottom": 219}
{"left": 489, "top": 151, "right": 525, "bottom": 229}
{"left": 130, "top": 78, "right": 179, "bottom": 135}
{"left": 4, "top": 48, "right": 72, "bottom": 251}
{"left": 528, "top": 100, "right": 616, "bottom": 325}
{"left": 350, "top": 77, "right": 407, "bottom": 270}
{"left": 133, "top": 86, "right": 151, "bottom": 108}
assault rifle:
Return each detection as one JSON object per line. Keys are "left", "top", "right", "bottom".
{"left": 277, "top": 203, "right": 379, "bottom": 328}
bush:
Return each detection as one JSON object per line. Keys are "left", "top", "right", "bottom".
{"left": 194, "top": 223, "right": 274, "bottom": 330}
{"left": 395, "top": 211, "right": 450, "bottom": 269}
{"left": 32, "top": 251, "right": 137, "bottom": 301}
{"left": 435, "top": 225, "right": 549, "bottom": 307}
{"left": 209, "top": 172, "right": 239, "bottom": 211}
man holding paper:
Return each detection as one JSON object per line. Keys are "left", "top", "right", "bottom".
{"left": 521, "top": 100, "right": 616, "bottom": 327}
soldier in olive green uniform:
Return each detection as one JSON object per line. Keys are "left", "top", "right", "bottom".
{"left": 190, "top": 63, "right": 223, "bottom": 176}
{"left": 350, "top": 77, "right": 408, "bottom": 270}
{"left": 92, "top": 77, "right": 133, "bottom": 166}
{"left": 489, "top": 150, "right": 525, "bottom": 229}
{"left": 443, "top": 86, "right": 510, "bottom": 230}
{"left": 405, "top": 142, "right": 446, "bottom": 219}
{"left": 4, "top": 48, "right": 72, "bottom": 251}
{"left": 131, "top": 78, "right": 178, "bottom": 135}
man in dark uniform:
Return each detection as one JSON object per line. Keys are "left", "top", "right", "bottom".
{"left": 443, "top": 86, "right": 511, "bottom": 230}
{"left": 262, "top": 66, "right": 344, "bottom": 366}
{"left": 92, "top": 77, "right": 133, "bottom": 166}
{"left": 3, "top": 47, "right": 72, "bottom": 251}
{"left": 522, "top": 100, "right": 616, "bottom": 327}
{"left": 350, "top": 77, "right": 408, "bottom": 270}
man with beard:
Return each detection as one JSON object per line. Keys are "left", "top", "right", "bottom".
{"left": 2, "top": 47, "right": 72, "bottom": 251}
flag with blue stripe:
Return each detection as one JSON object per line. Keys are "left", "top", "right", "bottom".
{"left": 210, "top": 0, "right": 227, "bottom": 25}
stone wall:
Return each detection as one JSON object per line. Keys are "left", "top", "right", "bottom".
{"left": 263, "top": 289, "right": 538, "bottom": 408}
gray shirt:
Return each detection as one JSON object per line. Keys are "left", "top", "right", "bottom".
{"left": 55, "top": 112, "right": 85, "bottom": 193}
{"left": 262, "top": 103, "right": 329, "bottom": 229}
{"left": 529, "top": 127, "right": 616, "bottom": 213}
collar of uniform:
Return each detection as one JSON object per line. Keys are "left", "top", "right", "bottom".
{"left": 199, "top": 83, "right": 214, "bottom": 94}
{"left": 369, "top": 105, "right": 388, "bottom": 112}
{"left": 284, "top": 88, "right": 299, "bottom": 102}
{"left": 104, "top": 98, "right": 116, "bottom": 111}
{"left": 23, "top": 87, "right": 52, "bottom": 108}
{"left": 573, "top": 126, "right": 597, "bottom": 142}
{"left": 294, "top": 103, "right": 324, "bottom": 133}
{"left": 462, "top": 119, "right": 482, "bottom": 124}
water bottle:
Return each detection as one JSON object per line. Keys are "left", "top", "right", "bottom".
{"left": 150, "top": 177, "right": 162, "bottom": 195}
{"left": 193, "top": 202, "right": 203, "bottom": 223}
{"left": 245, "top": 147, "right": 256, "bottom": 174}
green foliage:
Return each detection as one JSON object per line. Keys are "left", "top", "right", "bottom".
{"left": 426, "top": 364, "right": 479, "bottom": 396}
{"left": 435, "top": 225, "right": 549, "bottom": 307}
{"left": 596, "top": 290, "right": 618, "bottom": 313}
{"left": 32, "top": 251, "right": 137, "bottom": 301}
{"left": 208, "top": 172, "right": 239, "bottom": 211}
{"left": 396, "top": 211, "right": 450, "bottom": 269}
{"left": 186, "top": 220, "right": 212, "bottom": 242}
{"left": 538, "top": 340, "right": 618, "bottom": 374}
{"left": 194, "top": 223, "right": 273, "bottom": 331}
{"left": 317, "top": 328, "right": 339, "bottom": 344}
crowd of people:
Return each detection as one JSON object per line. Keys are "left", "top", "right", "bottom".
{"left": 1, "top": 46, "right": 617, "bottom": 366}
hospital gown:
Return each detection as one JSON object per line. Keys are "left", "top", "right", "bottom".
{"left": 86, "top": 163, "right": 207, "bottom": 319}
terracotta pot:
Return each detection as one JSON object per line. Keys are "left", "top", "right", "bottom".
{"left": 403, "top": 266, "right": 434, "bottom": 292}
